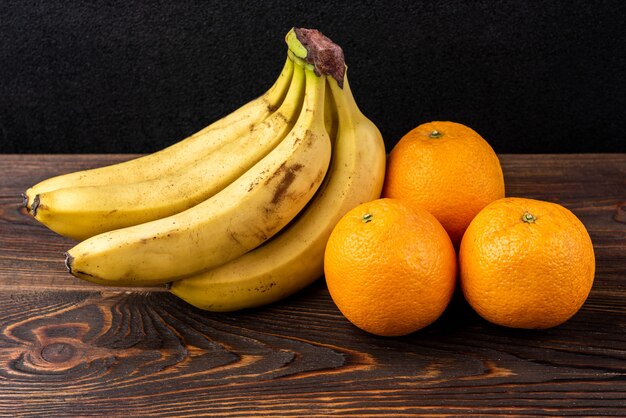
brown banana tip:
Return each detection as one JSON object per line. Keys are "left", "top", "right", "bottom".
{"left": 165, "top": 282, "right": 173, "bottom": 290}
{"left": 64, "top": 252, "right": 74, "bottom": 274}
{"left": 21, "top": 192, "right": 29, "bottom": 209}
{"left": 31, "top": 194, "right": 40, "bottom": 217}
{"left": 294, "top": 27, "right": 345, "bottom": 88}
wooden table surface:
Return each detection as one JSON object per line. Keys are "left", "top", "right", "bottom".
{"left": 1, "top": 154, "right": 625, "bottom": 416}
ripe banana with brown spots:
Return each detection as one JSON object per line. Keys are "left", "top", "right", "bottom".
{"left": 23, "top": 58, "right": 294, "bottom": 212}
{"left": 65, "top": 60, "right": 331, "bottom": 286}
{"left": 170, "top": 67, "right": 386, "bottom": 311}
{"left": 30, "top": 63, "right": 307, "bottom": 240}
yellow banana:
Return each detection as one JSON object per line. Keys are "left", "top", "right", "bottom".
{"left": 169, "top": 71, "right": 386, "bottom": 311}
{"left": 23, "top": 58, "right": 294, "bottom": 210}
{"left": 31, "top": 64, "right": 307, "bottom": 240}
{"left": 65, "top": 62, "right": 331, "bottom": 286}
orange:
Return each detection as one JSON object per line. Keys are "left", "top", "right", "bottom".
{"left": 459, "top": 197, "right": 595, "bottom": 329}
{"left": 323, "top": 198, "right": 457, "bottom": 336}
{"left": 382, "top": 121, "right": 505, "bottom": 246}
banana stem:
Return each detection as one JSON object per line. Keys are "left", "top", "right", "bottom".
{"left": 285, "top": 28, "right": 345, "bottom": 88}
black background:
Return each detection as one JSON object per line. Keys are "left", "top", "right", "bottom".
{"left": 2, "top": 0, "right": 625, "bottom": 154}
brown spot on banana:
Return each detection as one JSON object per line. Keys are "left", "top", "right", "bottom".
{"left": 273, "top": 111, "right": 289, "bottom": 126}
{"left": 263, "top": 96, "right": 279, "bottom": 113}
{"left": 309, "top": 167, "right": 327, "bottom": 191}
{"left": 286, "top": 129, "right": 316, "bottom": 153}
{"left": 253, "top": 282, "right": 277, "bottom": 293}
{"left": 270, "top": 163, "right": 304, "bottom": 205}
{"left": 248, "top": 169, "right": 268, "bottom": 192}
{"left": 228, "top": 227, "right": 243, "bottom": 246}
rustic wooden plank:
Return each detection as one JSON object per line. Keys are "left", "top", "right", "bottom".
{"left": 0, "top": 287, "right": 624, "bottom": 416}
{"left": 0, "top": 154, "right": 165, "bottom": 292}
{"left": 0, "top": 154, "right": 625, "bottom": 416}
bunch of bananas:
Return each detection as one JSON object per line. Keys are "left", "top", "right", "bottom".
{"left": 24, "top": 28, "right": 386, "bottom": 311}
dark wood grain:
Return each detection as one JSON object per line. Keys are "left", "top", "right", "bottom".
{"left": 1, "top": 154, "right": 625, "bottom": 416}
